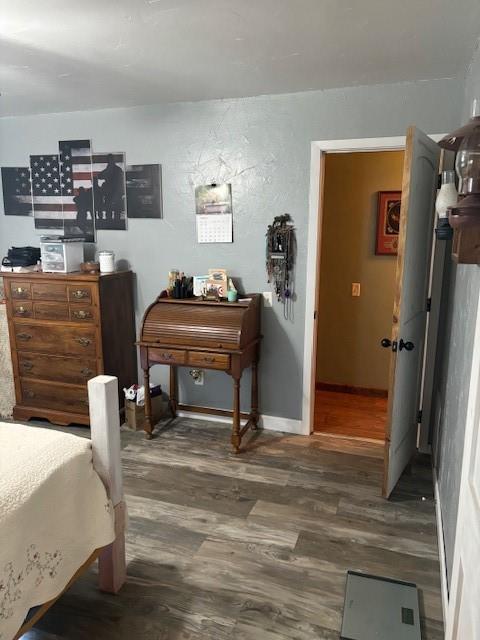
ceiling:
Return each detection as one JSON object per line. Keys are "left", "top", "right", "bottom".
{"left": 1, "top": 0, "right": 480, "bottom": 117}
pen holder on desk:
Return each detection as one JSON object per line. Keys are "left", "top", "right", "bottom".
{"left": 227, "top": 290, "right": 237, "bottom": 302}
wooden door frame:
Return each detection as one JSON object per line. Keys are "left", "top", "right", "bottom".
{"left": 302, "top": 135, "right": 445, "bottom": 437}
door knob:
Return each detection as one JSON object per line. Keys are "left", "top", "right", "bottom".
{"left": 381, "top": 338, "right": 398, "bottom": 352}
{"left": 399, "top": 339, "right": 415, "bottom": 352}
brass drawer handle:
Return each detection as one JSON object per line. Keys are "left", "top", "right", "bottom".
{"left": 75, "top": 337, "right": 92, "bottom": 347}
{"left": 21, "top": 361, "right": 33, "bottom": 370}
{"left": 80, "top": 367, "right": 94, "bottom": 377}
{"left": 15, "top": 306, "right": 28, "bottom": 315}
{"left": 81, "top": 399, "right": 89, "bottom": 406}
{"left": 161, "top": 352, "right": 174, "bottom": 360}
{"left": 17, "top": 332, "right": 32, "bottom": 341}
{"left": 73, "top": 310, "right": 92, "bottom": 320}
{"left": 72, "top": 289, "right": 89, "bottom": 299}
{"left": 25, "top": 390, "right": 35, "bottom": 399}
{"left": 14, "top": 286, "right": 25, "bottom": 294}
{"left": 203, "top": 356, "right": 215, "bottom": 363}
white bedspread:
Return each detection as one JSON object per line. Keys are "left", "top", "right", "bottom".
{"left": 0, "top": 423, "right": 115, "bottom": 640}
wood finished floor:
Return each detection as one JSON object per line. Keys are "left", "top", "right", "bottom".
{"left": 24, "top": 418, "right": 442, "bottom": 640}
{"left": 314, "top": 389, "right": 387, "bottom": 441}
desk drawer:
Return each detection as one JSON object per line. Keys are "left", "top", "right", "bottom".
{"left": 188, "top": 351, "right": 230, "bottom": 370}
{"left": 18, "top": 352, "right": 97, "bottom": 385}
{"left": 9, "top": 281, "right": 31, "bottom": 300}
{"left": 20, "top": 379, "right": 89, "bottom": 414}
{"left": 32, "top": 282, "right": 67, "bottom": 301}
{"left": 14, "top": 323, "right": 96, "bottom": 357}
{"left": 68, "top": 284, "right": 93, "bottom": 304}
{"left": 149, "top": 348, "right": 186, "bottom": 365}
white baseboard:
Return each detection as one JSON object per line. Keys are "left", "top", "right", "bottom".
{"left": 176, "top": 410, "right": 305, "bottom": 435}
{"left": 434, "top": 471, "right": 449, "bottom": 625}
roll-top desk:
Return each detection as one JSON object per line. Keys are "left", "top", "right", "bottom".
{"left": 138, "top": 295, "right": 261, "bottom": 452}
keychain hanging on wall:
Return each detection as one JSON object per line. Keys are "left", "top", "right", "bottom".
{"left": 266, "top": 213, "right": 296, "bottom": 320}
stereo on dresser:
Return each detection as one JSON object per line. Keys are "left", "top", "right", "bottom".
{"left": 2, "top": 270, "right": 137, "bottom": 426}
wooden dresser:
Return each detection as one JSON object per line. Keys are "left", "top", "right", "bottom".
{"left": 2, "top": 270, "right": 137, "bottom": 426}
{"left": 138, "top": 295, "right": 261, "bottom": 452}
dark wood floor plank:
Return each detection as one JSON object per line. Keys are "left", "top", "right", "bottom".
{"left": 24, "top": 418, "right": 443, "bottom": 639}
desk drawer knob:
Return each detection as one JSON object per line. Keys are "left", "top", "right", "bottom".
{"left": 161, "top": 353, "right": 174, "bottom": 360}
{"left": 21, "top": 361, "right": 33, "bottom": 370}
{"left": 72, "top": 289, "right": 88, "bottom": 299}
{"left": 203, "top": 356, "right": 215, "bottom": 363}
{"left": 17, "top": 332, "right": 32, "bottom": 341}
{"left": 80, "top": 367, "right": 94, "bottom": 377}
{"left": 75, "top": 337, "right": 92, "bottom": 347}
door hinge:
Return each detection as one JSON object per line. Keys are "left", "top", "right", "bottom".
{"left": 417, "top": 409, "right": 423, "bottom": 424}
{"left": 426, "top": 297, "right": 432, "bottom": 312}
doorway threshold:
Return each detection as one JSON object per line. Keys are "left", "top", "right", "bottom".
{"left": 312, "top": 432, "right": 384, "bottom": 459}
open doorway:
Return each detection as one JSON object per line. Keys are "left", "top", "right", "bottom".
{"left": 314, "top": 150, "right": 404, "bottom": 443}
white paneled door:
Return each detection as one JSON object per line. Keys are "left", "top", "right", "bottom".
{"left": 445, "top": 294, "right": 480, "bottom": 639}
{"left": 383, "top": 127, "right": 440, "bottom": 498}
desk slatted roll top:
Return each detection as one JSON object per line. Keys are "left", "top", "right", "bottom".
{"left": 140, "top": 296, "right": 261, "bottom": 352}
{"left": 138, "top": 295, "right": 262, "bottom": 452}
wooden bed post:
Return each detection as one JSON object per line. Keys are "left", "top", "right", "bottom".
{"left": 88, "top": 375, "right": 127, "bottom": 594}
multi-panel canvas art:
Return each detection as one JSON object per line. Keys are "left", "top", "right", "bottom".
{"left": 59, "top": 139, "right": 95, "bottom": 242}
{"left": 92, "top": 153, "right": 127, "bottom": 231}
{"left": 1, "top": 167, "right": 32, "bottom": 216}
{"left": 126, "top": 164, "right": 163, "bottom": 218}
{"left": 2, "top": 139, "right": 163, "bottom": 235}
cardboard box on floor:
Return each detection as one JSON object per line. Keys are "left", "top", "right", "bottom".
{"left": 125, "top": 395, "right": 166, "bottom": 431}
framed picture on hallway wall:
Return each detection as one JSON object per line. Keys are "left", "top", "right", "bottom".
{"left": 376, "top": 190, "right": 401, "bottom": 255}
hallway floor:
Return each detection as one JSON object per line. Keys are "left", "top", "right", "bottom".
{"left": 314, "top": 389, "right": 387, "bottom": 441}
{"left": 26, "top": 418, "right": 443, "bottom": 639}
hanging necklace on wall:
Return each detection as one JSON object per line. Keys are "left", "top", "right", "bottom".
{"left": 266, "top": 213, "right": 296, "bottom": 320}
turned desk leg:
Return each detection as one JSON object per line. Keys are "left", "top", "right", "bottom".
{"left": 169, "top": 365, "right": 178, "bottom": 417}
{"left": 231, "top": 377, "right": 241, "bottom": 454}
{"left": 251, "top": 361, "right": 259, "bottom": 430}
{"left": 143, "top": 367, "right": 153, "bottom": 439}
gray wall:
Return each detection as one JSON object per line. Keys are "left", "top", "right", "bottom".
{"left": 435, "top": 40, "right": 480, "bottom": 586}
{"left": 0, "top": 78, "right": 461, "bottom": 421}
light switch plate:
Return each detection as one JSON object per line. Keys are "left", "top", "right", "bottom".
{"left": 352, "top": 283, "right": 361, "bottom": 297}
{"left": 263, "top": 291, "right": 273, "bottom": 307}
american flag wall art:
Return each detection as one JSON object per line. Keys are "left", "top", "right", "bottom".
{"left": 59, "top": 139, "right": 95, "bottom": 241}
{"left": 1, "top": 167, "right": 32, "bottom": 216}
{"left": 30, "top": 155, "right": 63, "bottom": 230}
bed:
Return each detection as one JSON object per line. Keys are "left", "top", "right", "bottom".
{"left": 0, "top": 375, "right": 126, "bottom": 640}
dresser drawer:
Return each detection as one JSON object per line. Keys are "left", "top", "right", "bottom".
{"left": 69, "top": 305, "right": 95, "bottom": 323}
{"left": 33, "top": 302, "right": 69, "bottom": 321}
{"left": 12, "top": 301, "right": 33, "bottom": 319}
{"left": 68, "top": 284, "right": 93, "bottom": 304}
{"left": 20, "top": 380, "right": 89, "bottom": 414}
{"left": 13, "top": 323, "right": 96, "bottom": 356}
{"left": 149, "top": 347, "right": 186, "bottom": 365}
{"left": 188, "top": 351, "right": 230, "bottom": 370}
{"left": 9, "top": 281, "right": 31, "bottom": 300}
{"left": 32, "top": 282, "right": 67, "bottom": 301}
{"left": 18, "top": 352, "right": 97, "bottom": 385}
